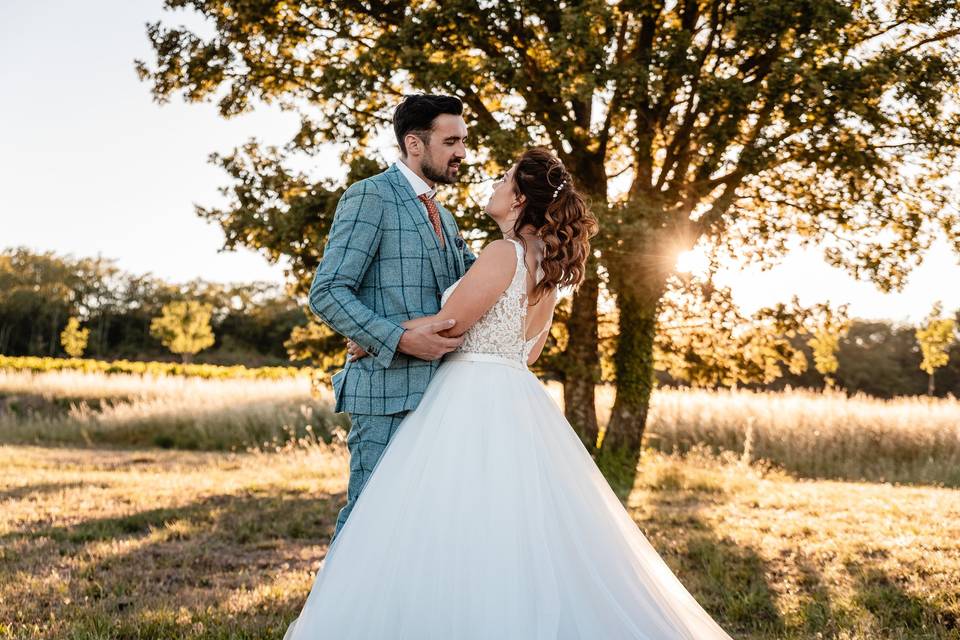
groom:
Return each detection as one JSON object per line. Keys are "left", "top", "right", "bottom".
{"left": 308, "top": 94, "right": 477, "bottom": 541}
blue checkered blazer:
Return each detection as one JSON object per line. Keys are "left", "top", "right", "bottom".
{"left": 308, "top": 164, "right": 477, "bottom": 415}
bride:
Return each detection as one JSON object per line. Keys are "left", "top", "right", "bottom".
{"left": 284, "top": 148, "right": 734, "bottom": 639}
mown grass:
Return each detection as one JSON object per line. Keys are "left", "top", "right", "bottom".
{"left": 1, "top": 444, "right": 957, "bottom": 640}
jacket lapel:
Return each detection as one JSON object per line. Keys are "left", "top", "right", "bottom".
{"left": 436, "top": 201, "right": 466, "bottom": 277}
{"left": 386, "top": 165, "right": 450, "bottom": 292}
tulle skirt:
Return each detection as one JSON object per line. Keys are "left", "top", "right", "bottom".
{"left": 284, "top": 352, "right": 733, "bottom": 639}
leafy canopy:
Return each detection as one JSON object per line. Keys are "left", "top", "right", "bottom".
{"left": 138, "top": 0, "right": 960, "bottom": 297}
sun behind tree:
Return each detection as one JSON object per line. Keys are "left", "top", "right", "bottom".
{"left": 150, "top": 300, "right": 216, "bottom": 364}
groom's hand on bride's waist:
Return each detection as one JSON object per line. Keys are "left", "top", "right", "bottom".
{"left": 345, "top": 339, "right": 369, "bottom": 361}
{"left": 397, "top": 319, "right": 463, "bottom": 361}
{"left": 345, "top": 320, "right": 461, "bottom": 363}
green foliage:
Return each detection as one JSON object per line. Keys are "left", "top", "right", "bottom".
{"left": 0, "top": 355, "right": 310, "bottom": 380}
{"left": 0, "top": 247, "right": 308, "bottom": 366}
{"left": 150, "top": 301, "right": 216, "bottom": 363}
{"left": 915, "top": 301, "right": 958, "bottom": 394}
{"left": 284, "top": 318, "right": 348, "bottom": 396}
{"left": 59, "top": 317, "right": 90, "bottom": 358}
{"left": 199, "top": 153, "right": 385, "bottom": 300}
{"left": 654, "top": 275, "right": 851, "bottom": 389}
{"left": 771, "top": 319, "right": 957, "bottom": 398}
{"left": 136, "top": 0, "right": 960, "bottom": 447}
{"left": 0, "top": 247, "right": 84, "bottom": 356}
{"left": 806, "top": 305, "right": 852, "bottom": 388}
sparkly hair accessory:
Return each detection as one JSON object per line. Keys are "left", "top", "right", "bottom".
{"left": 551, "top": 179, "right": 567, "bottom": 200}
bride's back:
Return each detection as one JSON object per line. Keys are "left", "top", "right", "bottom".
{"left": 520, "top": 240, "right": 557, "bottom": 342}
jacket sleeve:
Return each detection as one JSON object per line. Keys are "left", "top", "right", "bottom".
{"left": 308, "top": 181, "right": 405, "bottom": 369}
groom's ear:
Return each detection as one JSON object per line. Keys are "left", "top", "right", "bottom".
{"left": 405, "top": 133, "right": 423, "bottom": 157}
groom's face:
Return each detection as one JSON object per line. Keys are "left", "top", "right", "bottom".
{"left": 419, "top": 114, "right": 468, "bottom": 185}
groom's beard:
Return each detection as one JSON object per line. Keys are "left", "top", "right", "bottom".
{"left": 422, "top": 153, "right": 462, "bottom": 185}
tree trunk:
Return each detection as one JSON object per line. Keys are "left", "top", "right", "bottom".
{"left": 928, "top": 372, "right": 935, "bottom": 396}
{"left": 48, "top": 311, "right": 61, "bottom": 356}
{"left": 604, "top": 289, "right": 659, "bottom": 453}
{"left": 562, "top": 258, "right": 600, "bottom": 450}
{"left": 560, "top": 156, "right": 607, "bottom": 451}
{"left": 27, "top": 320, "right": 38, "bottom": 355}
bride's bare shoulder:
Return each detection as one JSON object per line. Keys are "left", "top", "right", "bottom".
{"left": 478, "top": 238, "right": 517, "bottom": 256}
{"left": 469, "top": 239, "right": 518, "bottom": 272}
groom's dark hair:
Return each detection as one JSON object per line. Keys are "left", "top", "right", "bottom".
{"left": 393, "top": 94, "right": 464, "bottom": 156}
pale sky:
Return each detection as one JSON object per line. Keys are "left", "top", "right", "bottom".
{"left": 2, "top": 1, "right": 959, "bottom": 324}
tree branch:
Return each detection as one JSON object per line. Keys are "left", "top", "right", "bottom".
{"left": 597, "top": 15, "right": 631, "bottom": 160}
{"left": 898, "top": 27, "right": 960, "bottom": 56}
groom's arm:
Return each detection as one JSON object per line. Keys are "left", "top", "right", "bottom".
{"left": 308, "top": 181, "right": 405, "bottom": 369}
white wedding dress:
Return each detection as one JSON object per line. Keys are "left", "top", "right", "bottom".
{"left": 284, "top": 239, "right": 733, "bottom": 639}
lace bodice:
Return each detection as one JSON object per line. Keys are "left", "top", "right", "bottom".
{"left": 440, "top": 239, "right": 548, "bottom": 366}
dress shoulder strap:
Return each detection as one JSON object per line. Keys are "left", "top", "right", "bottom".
{"left": 506, "top": 237, "right": 548, "bottom": 285}
{"left": 505, "top": 238, "right": 526, "bottom": 276}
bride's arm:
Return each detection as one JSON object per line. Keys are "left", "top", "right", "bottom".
{"left": 400, "top": 315, "right": 441, "bottom": 331}
{"left": 350, "top": 240, "right": 517, "bottom": 359}
{"left": 413, "top": 239, "right": 518, "bottom": 338}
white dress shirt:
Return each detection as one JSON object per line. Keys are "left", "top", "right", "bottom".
{"left": 395, "top": 159, "right": 437, "bottom": 202}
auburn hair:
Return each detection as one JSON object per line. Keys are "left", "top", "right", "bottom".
{"left": 511, "top": 147, "right": 599, "bottom": 303}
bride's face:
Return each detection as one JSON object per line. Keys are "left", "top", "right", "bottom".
{"left": 484, "top": 164, "right": 523, "bottom": 226}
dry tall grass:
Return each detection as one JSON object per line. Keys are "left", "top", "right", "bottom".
{"left": 646, "top": 386, "right": 960, "bottom": 486}
{"left": 549, "top": 383, "right": 960, "bottom": 486}
{"left": 4, "top": 369, "right": 960, "bottom": 485}
{"left": 0, "top": 369, "right": 345, "bottom": 450}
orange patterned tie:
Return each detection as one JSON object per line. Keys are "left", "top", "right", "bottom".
{"left": 417, "top": 193, "right": 446, "bottom": 249}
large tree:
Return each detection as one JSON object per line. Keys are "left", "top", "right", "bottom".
{"left": 138, "top": 0, "right": 960, "bottom": 472}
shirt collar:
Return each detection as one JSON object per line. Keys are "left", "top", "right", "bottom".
{"left": 394, "top": 159, "right": 437, "bottom": 199}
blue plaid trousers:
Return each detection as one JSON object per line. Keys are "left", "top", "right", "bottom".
{"left": 331, "top": 411, "right": 409, "bottom": 541}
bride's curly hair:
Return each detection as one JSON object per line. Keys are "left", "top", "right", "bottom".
{"left": 511, "top": 147, "right": 599, "bottom": 303}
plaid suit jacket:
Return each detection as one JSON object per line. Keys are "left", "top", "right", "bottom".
{"left": 308, "top": 163, "right": 478, "bottom": 415}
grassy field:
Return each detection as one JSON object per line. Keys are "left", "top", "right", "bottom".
{"left": 4, "top": 367, "right": 959, "bottom": 486}
{"left": 0, "top": 368, "right": 347, "bottom": 451}
{"left": 1, "top": 367, "right": 959, "bottom": 638}
{"left": 1, "top": 444, "right": 958, "bottom": 640}
{"left": 640, "top": 386, "right": 960, "bottom": 487}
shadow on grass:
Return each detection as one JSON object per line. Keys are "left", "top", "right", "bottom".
{"left": 0, "top": 489, "right": 345, "bottom": 639}
{"left": 611, "top": 449, "right": 960, "bottom": 640}
{"left": 845, "top": 559, "right": 960, "bottom": 639}
{"left": 0, "top": 480, "right": 90, "bottom": 502}
{"left": 633, "top": 466, "right": 784, "bottom": 638}
{"left": 794, "top": 553, "right": 843, "bottom": 637}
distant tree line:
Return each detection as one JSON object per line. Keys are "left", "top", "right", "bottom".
{"left": 3, "top": 245, "right": 957, "bottom": 398}
{"left": 769, "top": 318, "right": 960, "bottom": 398}
{"left": 0, "top": 247, "right": 308, "bottom": 367}
{"left": 651, "top": 275, "right": 960, "bottom": 398}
